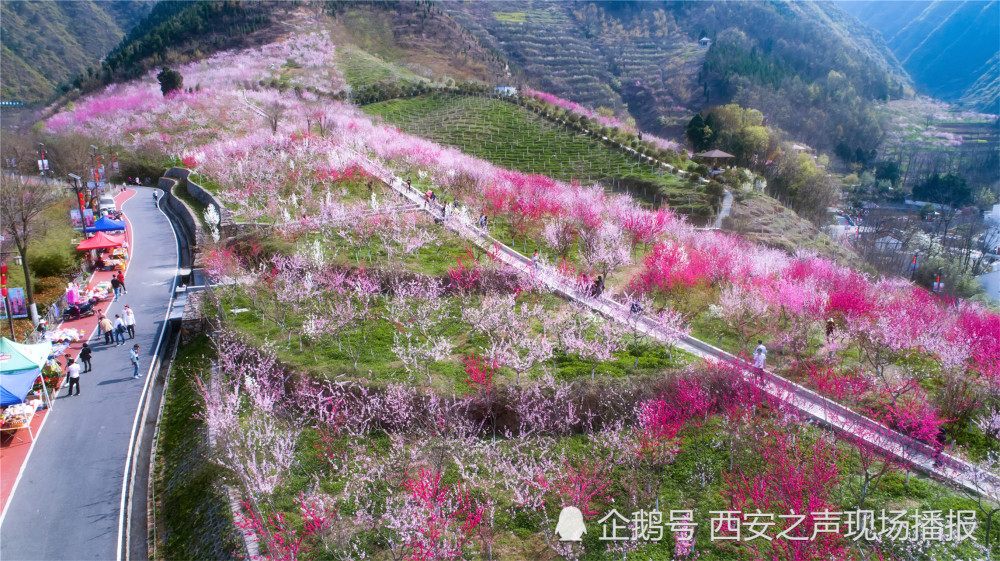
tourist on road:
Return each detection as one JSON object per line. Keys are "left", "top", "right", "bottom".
{"left": 66, "top": 359, "right": 81, "bottom": 396}
{"left": 130, "top": 344, "right": 142, "bottom": 379}
{"left": 117, "top": 271, "right": 127, "bottom": 295}
{"left": 153, "top": 190, "right": 159, "bottom": 208}
{"left": 99, "top": 315, "right": 114, "bottom": 345}
{"left": 753, "top": 340, "right": 767, "bottom": 370}
{"left": 110, "top": 276, "right": 122, "bottom": 301}
{"left": 531, "top": 251, "right": 540, "bottom": 270}
{"left": 113, "top": 314, "right": 127, "bottom": 346}
{"left": 825, "top": 318, "right": 835, "bottom": 342}
{"left": 79, "top": 343, "right": 92, "bottom": 373}
{"left": 123, "top": 305, "right": 136, "bottom": 339}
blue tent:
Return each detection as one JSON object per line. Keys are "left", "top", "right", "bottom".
{"left": 0, "top": 338, "right": 52, "bottom": 407}
{"left": 84, "top": 215, "right": 126, "bottom": 233}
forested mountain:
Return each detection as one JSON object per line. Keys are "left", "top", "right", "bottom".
{"left": 0, "top": 1, "right": 153, "bottom": 104}
{"left": 443, "top": 0, "right": 907, "bottom": 155}
{"left": 839, "top": 0, "right": 1000, "bottom": 113}
{"left": 68, "top": 0, "right": 284, "bottom": 95}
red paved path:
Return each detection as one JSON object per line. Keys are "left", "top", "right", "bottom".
{"left": 0, "top": 187, "right": 135, "bottom": 515}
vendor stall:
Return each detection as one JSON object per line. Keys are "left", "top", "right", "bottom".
{"left": 0, "top": 338, "right": 54, "bottom": 419}
{"left": 83, "top": 215, "right": 126, "bottom": 234}
{"left": 1, "top": 402, "right": 40, "bottom": 442}
{"left": 75, "top": 231, "right": 124, "bottom": 252}
{"left": 77, "top": 232, "right": 126, "bottom": 271}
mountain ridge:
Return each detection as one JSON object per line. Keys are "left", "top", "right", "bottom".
{"left": 838, "top": 0, "right": 999, "bottom": 112}
{"left": 0, "top": 1, "right": 153, "bottom": 104}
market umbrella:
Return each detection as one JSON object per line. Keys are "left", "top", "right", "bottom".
{"left": 84, "top": 215, "right": 126, "bottom": 233}
{"left": 0, "top": 338, "right": 53, "bottom": 406}
{"left": 76, "top": 232, "right": 125, "bottom": 251}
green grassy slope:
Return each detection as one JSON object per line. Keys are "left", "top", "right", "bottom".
{"left": 364, "top": 93, "right": 714, "bottom": 215}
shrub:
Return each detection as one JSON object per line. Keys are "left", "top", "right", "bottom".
{"left": 31, "top": 252, "right": 74, "bottom": 278}
{"left": 157, "top": 67, "right": 184, "bottom": 96}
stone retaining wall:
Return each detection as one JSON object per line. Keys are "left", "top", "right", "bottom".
{"left": 157, "top": 176, "right": 202, "bottom": 267}
{"left": 164, "top": 167, "right": 235, "bottom": 235}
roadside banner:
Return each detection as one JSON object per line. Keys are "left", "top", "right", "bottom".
{"left": 70, "top": 209, "right": 96, "bottom": 228}
{"left": 0, "top": 288, "right": 29, "bottom": 319}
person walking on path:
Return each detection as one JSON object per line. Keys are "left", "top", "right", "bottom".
{"left": 110, "top": 276, "right": 122, "bottom": 301}
{"left": 590, "top": 275, "right": 605, "bottom": 298}
{"left": 123, "top": 305, "right": 136, "bottom": 339}
{"left": 531, "top": 251, "right": 540, "bottom": 270}
{"left": 79, "top": 343, "right": 92, "bottom": 373}
{"left": 117, "top": 271, "right": 127, "bottom": 295}
{"left": 113, "top": 314, "right": 127, "bottom": 346}
{"left": 66, "top": 359, "right": 81, "bottom": 396}
{"left": 753, "top": 340, "right": 767, "bottom": 370}
{"left": 99, "top": 315, "right": 114, "bottom": 345}
{"left": 129, "top": 344, "right": 142, "bottom": 379}
{"left": 825, "top": 318, "right": 835, "bottom": 343}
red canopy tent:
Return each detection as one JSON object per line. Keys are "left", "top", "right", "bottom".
{"left": 75, "top": 232, "right": 125, "bottom": 251}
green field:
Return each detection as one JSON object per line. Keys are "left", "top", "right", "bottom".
{"left": 363, "top": 94, "right": 716, "bottom": 215}
{"left": 335, "top": 46, "right": 429, "bottom": 89}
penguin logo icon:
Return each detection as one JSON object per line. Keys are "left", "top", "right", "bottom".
{"left": 555, "top": 506, "right": 587, "bottom": 541}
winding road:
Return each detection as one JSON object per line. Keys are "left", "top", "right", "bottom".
{"left": 0, "top": 187, "right": 179, "bottom": 561}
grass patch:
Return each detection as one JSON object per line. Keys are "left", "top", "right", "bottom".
{"left": 212, "top": 282, "right": 691, "bottom": 391}
{"left": 336, "top": 45, "right": 428, "bottom": 89}
{"left": 493, "top": 11, "right": 526, "bottom": 23}
{"left": 171, "top": 178, "right": 210, "bottom": 231}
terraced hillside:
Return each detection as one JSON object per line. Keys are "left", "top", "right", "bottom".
{"left": 326, "top": 2, "right": 505, "bottom": 90}
{"left": 445, "top": 0, "right": 907, "bottom": 155}
{"left": 364, "top": 93, "right": 717, "bottom": 216}
{"left": 444, "top": 1, "right": 621, "bottom": 111}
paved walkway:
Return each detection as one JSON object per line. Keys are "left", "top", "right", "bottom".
{"left": 0, "top": 187, "right": 134, "bottom": 512}
{"left": 0, "top": 187, "right": 179, "bottom": 560}
{"left": 354, "top": 151, "right": 1000, "bottom": 500}
{"left": 712, "top": 189, "right": 733, "bottom": 229}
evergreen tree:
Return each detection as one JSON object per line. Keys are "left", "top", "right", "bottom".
{"left": 913, "top": 174, "right": 971, "bottom": 207}
{"left": 685, "top": 113, "right": 714, "bottom": 152}
{"left": 157, "top": 67, "right": 183, "bottom": 96}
